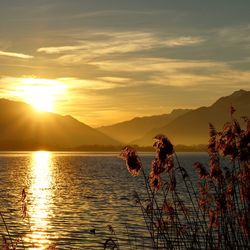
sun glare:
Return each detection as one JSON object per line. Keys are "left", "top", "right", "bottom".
{"left": 19, "top": 78, "right": 66, "bottom": 112}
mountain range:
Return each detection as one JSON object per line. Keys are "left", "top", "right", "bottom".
{"left": 98, "top": 89, "right": 250, "bottom": 146}
{"left": 0, "top": 89, "right": 249, "bottom": 150}
{"left": 0, "top": 99, "right": 119, "bottom": 150}
{"left": 97, "top": 109, "right": 191, "bottom": 143}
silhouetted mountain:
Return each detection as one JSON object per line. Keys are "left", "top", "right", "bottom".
{"left": 0, "top": 99, "right": 119, "bottom": 150}
{"left": 97, "top": 109, "right": 191, "bottom": 143}
{"left": 133, "top": 90, "right": 250, "bottom": 146}
{"left": 1, "top": 89, "right": 249, "bottom": 150}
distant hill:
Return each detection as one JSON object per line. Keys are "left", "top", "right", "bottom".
{"left": 1, "top": 89, "right": 249, "bottom": 150}
{"left": 0, "top": 99, "right": 119, "bottom": 150}
{"left": 133, "top": 89, "right": 250, "bottom": 146}
{"left": 97, "top": 109, "right": 191, "bottom": 143}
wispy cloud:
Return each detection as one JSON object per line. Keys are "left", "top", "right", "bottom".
{"left": 0, "top": 76, "right": 121, "bottom": 96}
{"left": 37, "top": 32, "right": 204, "bottom": 58}
{"left": 89, "top": 58, "right": 224, "bottom": 74}
{"left": 213, "top": 25, "right": 250, "bottom": 43}
{"left": 162, "top": 37, "right": 204, "bottom": 47}
{"left": 89, "top": 57, "right": 250, "bottom": 88}
{"left": 37, "top": 45, "right": 83, "bottom": 54}
{"left": 69, "top": 10, "right": 157, "bottom": 19}
{"left": 97, "top": 77, "right": 131, "bottom": 84}
{"left": 0, "top": 50, "right": 33, "bottom": 59}
{"left": 58, "top": 77, "right": 122, "bottom": 90}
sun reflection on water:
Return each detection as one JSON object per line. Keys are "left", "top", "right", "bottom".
{"left": 27, "top": 151, "right": 54, "bottom": 249}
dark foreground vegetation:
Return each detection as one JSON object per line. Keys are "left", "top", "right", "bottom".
{"left": 120, "top": 108, "right": 250, "bottom": 249}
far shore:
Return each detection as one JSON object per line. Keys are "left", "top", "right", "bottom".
{"left": 0, "top": 144, "right": 207, "bottom": 152}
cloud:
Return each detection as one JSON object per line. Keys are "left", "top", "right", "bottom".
{"left": 0, "top": 76, "right": 120, "bottom": 98}
{"left": 0, "top": 77, "right": 66, "bottom": 101}
{"left": 58, "top": 77, "right": 122, "bottom": 90}
{"left": 37, "top": 32, "right": 205, "bottom": 59}
{"left": 89, "top": 58, "right": 225, "bottom": 74}
{"left": 162, "top": 37, "right": 205, "bottom": 47}
{"left": 37, "top": 45, "right": 84, "bottom": 54}
{"left": 69, "top": 10, "right": 157, "bottom": 19}
{"left": 97, "top": 77, "right": 131, "bottom": 84}
{"left": 151, "top": 74, "right": 215, "bottom": 87}
{"left": 37, "top": 33, "right": 205, "bottom": 70}
{"left": 88, "top": 57, "right": 250, "bottom": 89}
{"left": 214, "top": 25, "right": 250, "bottom": 44}
{"left": 0, "top": 50, "right": 33, "bottom": 59}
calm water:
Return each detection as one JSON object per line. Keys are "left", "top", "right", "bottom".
{"left": 0, "top": 151, "right": 210, "bottom": 249}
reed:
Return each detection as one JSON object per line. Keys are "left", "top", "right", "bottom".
{"left": 1, "top": 189, "right": 57, "bottom": 250}
{"left": 120, "top": 108, "right": 250, "bottom": 249}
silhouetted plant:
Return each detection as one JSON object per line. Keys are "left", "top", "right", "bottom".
{"left": 120, "top": 107, "right": 250, "bottom": 249}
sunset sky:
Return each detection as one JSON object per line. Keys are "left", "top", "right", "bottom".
{"left": 0, "top": 0, "right": 250, "bottom": 126}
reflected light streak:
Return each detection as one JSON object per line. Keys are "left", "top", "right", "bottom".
{"left": 28, "top": 151, "right": 54, "bottom": 249}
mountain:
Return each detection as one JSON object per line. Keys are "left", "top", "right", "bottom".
{"left": 0, "top": 99, "right": 119, "bottom": 150}
{"left": 1, "top": 89, "right": 249, "bottom": 150}
{"left": 133, "top": 89, "right": 250, "bottom": 146}
{"left": 97, "top": 109, "right": 191, "bottom": 143}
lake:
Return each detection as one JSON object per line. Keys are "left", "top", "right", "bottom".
{"left": 0, "top": 151, "right": 210, "bottom": 249}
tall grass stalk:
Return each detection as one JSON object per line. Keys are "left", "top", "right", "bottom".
{"left": 120, "top": 109, "right": 250, "bottom": 249}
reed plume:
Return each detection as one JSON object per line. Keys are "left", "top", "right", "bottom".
{"left": 120, "top": 108, "right": 250, "bottom": 249}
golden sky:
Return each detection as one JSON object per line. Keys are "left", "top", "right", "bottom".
{"left": 0, "top": 1, "right": 250, "bottom": 126}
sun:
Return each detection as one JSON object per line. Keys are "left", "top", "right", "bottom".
{"left": 19, "top": 78, "right": 65, "bottom": 112}
{"left": 28, "top": 88, "right": 54, "bottom": 112}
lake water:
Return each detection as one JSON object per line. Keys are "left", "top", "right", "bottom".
{"left": 0, "top": 151, "right": 210, "bottom": 249}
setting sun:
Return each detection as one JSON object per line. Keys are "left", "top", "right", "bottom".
{"left": 18, "top": 78, "right": 66, "bottom": 112}
{"left": 28, "top": 90, "right": 54, "bottom": 112}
